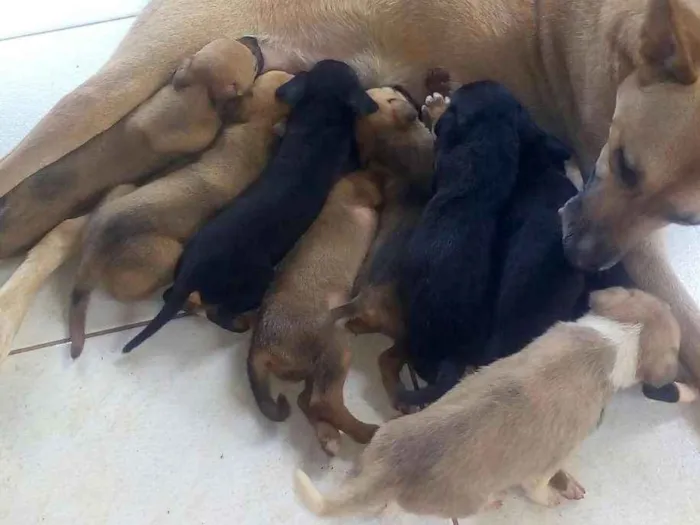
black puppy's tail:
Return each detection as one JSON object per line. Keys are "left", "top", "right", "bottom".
{"left": 247, "top": 349, "right": 291, "bottom": 422}
{"left": 395, "top": 360, "right": 462, "bottom": 408}
{"left": 395, "top": 381, "right": 452, "bottom": 408}
{"left": 122, "top": 286, "right": 189, "bottom": 353}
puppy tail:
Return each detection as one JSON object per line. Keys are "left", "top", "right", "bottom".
{"left": 69, "top": 287, "right": 91, "bottom": 359}
{"left": 294, "top": 469, "right": 387, "bottom": 517}
{"left": 122, "top": 286, "right": 188, "bottom": 353}
{"left": 247, "top": 350, "right": 291, "bottom": 422}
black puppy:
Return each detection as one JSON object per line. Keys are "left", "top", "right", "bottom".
{"left": 122, "top": 60, "right": 378, "bottom": 352}
{"left": 482, "top": 132, "right": 581, "bottom": 363}
{"left": 395, "top": 81, "right": 532, "bottom": 407}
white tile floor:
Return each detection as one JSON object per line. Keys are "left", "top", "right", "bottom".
{"left": 0, "top": 3, "right": 698, "bottom": 525}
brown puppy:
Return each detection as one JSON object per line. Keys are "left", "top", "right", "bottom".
{"left": 295, "top": 287, "right": 680, "bottom": 519}
{"left": 67, "top": 71, "right": 292, "bottom": 358}
{"left": 247, "top": 171, "right": 382, "bottom": 455}
{"left": 0, "top": 38, "right": 260, "bottom": 258}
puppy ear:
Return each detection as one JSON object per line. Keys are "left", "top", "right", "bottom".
{"left": 172, "top": 57, "right": 195, "bottom": 90}
{"left": 348, "top": 89, "right": 380, "bottom": 116}
{"left": 389, "top": 99, "right": 419, "bottom": 130}
{"left": 275, "top": 72, "right": 309, "bottom": 107}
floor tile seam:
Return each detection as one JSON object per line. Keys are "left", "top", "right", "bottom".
{"left": 0, "top": 13, "right": 138, "bottom": 42}
{"left": 8, "top": 312, "right": 189, "bottom": 355}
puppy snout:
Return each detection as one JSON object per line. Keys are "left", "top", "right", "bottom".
{"left": 561, "top": 196, "right": 618, "bottom": 272}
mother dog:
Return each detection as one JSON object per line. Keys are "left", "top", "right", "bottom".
{"left": 3, "top": 0, "right": 700, "bottom": 384}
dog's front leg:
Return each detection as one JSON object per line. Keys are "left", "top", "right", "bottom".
{"left": 623, "top": 232, "right": 700, "bottom": 387}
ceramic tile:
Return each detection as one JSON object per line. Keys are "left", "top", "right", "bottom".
{"left": 0, "top": 320, "right": 447, "bottom": 525}
{"left": 0, "top": 17, "right": 135, "bottom": 158}
{"left": 0, "top": 17, "right": 164, "bottom": 351}
{"left": 0, "top": 1, "right": 145, "bottom": 40}
{"left": 665, "top": 225, "right": 700, "bottom": 301}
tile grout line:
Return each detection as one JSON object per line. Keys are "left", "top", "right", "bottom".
{"left": 0, "top": 13, "right": 138, "bottom": 42}
{"left": 9, "top": 312, "right": 189, "bottom": 355}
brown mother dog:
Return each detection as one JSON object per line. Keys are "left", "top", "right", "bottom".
{"left": 4, "top": 0, "right": 700, "bottom": 384}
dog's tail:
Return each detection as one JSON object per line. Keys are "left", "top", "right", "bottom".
{"left": 294, "top": 469, "right": 387, "bottom": 517}
{"left": 247, "top": 349, "right": 291, "bottom": 422}
{"left": 69, "top": 286, "right": 92, "bottom": 359}
{"left": 122, "top": 285, "right": 189, "bottom": 353}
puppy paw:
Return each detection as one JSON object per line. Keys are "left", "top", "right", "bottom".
{"left": 315, "top": 422, "right": 342, "bottom": 457}
{"left": 523, "top": 482, "right": 564, "bottom": 507}
{"left": 550, "top": 470, "right": 586, "bottom": 501}
{"left": 421, "top": 92, "right": 450, "bottom": 129}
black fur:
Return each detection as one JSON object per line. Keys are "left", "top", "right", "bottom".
{"left": 483, "top": 128, "right": 581, "bottom": 363}
{"left": 396, "top": 81, "right": 527, "bottom": 403}
{"left": 122, "top": 60, "right": 378, "bottom": 352}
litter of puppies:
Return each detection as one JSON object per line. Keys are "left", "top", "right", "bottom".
{"left": 0, "top": 42, "right": 698, "bottom": 520}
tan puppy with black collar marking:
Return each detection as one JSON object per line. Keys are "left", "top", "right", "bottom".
{"left": 0, "top": 38, "right": 260, "bottom": 258}
{"left": 295, "top": 288, "right": 680, "bottom": 519}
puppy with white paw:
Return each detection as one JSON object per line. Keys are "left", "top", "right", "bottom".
{"left": 295, "top": 287, "right": 680, "bottom": 519}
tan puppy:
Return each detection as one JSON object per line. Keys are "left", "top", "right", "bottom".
{"left": 247, "top": 171, "right": 382, "bottom": 455}
{"left": 0, "top": 38, "right": 260, "bottom": 258}
{"left": 67, "top": 71, "right": 292, "bottom": 358}
{"left": 295, "top": 287, "right": 680, "bottom": 519}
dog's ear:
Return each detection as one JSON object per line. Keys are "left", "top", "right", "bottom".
{"left": 347, "top": 89, "right": 380, "bottom": 116}
{"left": 640, "top": 0, "right": 700, "bottom": 84}
{"left": 275, "top": 72, "right": 309, "bottom": 107}
{"left": 172, "top": 57, "right": 195, "bottom": 90}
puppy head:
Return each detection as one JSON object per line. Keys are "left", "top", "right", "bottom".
{"left": 356, "top": 87, "right": 434, "bottom": 185}
{"left": 227, "top": 70, "right": 295, "bottom": 123}
{"left": 172, "top": 38, "right": 259, "bottom": 107}
{"left": 589, "top": 287, "right": 680, "bottom": 386}
{"left": 275, "top": 60, "right": 378, "bottom": 116}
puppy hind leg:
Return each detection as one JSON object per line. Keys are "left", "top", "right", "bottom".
{"left": 378, "top": 344, "right": 407, "bottom": 408}
{"left": 103, "top": 235, "right": 182, "bottom": 301}
{"left": 310, "top": 345, "right": 378, "bottom": 448}
{"left": 297, "top": 378, "right": 342, "bottom": 456}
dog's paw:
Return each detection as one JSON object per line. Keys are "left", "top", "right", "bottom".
{"left": 421, "top": 92, "right": 450, "bottom": 128}
{"left": 315, "top": 422, "right": 342, "bottom": 457}
{"left": 550, "top": 470, "right": 586, "bottom": 501}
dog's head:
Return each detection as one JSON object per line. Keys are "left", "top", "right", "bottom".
{"left": 355, "top": 86, "right": 434, "bottom": 186}
{"left": 226, "top": 70, "right": 295, "bottom": 123}
{"left": 275, "top": 60, "right": 379, "bottom": 116}
{"left": 172, "top": 38, "right": 259, "bottom": 108}
{"left": 589, "top": 287, "right": 681, "bottom": 386}
{"left": 561, "top": 0, "right": 700, "bottom": 271}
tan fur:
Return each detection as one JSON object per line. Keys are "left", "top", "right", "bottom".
{"left": 0, "top": 38, "right": 259, "bottom": 258}
{"left": 0, "top": 185, "right": 133, "bottom": 366}
{"left": 294, "top": 288, "right": 681, "bottom": 519}
{"left": 247, "top": 171, "right": 383, "bottom": 454}
{"left": 67, "top": 71, "right": 292, "bottom": 358}
{"left": 2, "top": 0, "right": 700, "bottom": 384}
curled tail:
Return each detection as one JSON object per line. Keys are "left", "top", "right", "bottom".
{"left": 294, "top": 469, "right": 387, "bottom": 517}
{"left": 246, "top": 350, "right": 291, "bottom": 422}
{"left": 69, "top": 287, "right": 91, "bottom": 359}
{"left": 122, "top": 286, "right": 189, "bottom": 353}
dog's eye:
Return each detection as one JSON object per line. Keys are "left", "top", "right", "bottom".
{"left": 614, "top": 148, "right": 639, "bottom": 188}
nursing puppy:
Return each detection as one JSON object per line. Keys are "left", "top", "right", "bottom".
{"left": 247, "top": 171, "right": 382, "bottom": 455}
{"left": 295, "top": 287, "right": 680, "bottom": 519}
{"left": 68, "top": 71, "right": 293, "bottom": 358}
{"left": 396, "top": 82, "right": 532, "bottom": 407}
{"left": 483, "top": 132, "right": 580, "bottom": 363}
{"left": 122, "top": 60, "right": 379, "bottom": 353}
{"left": 0, "top": 38, "right": 260, "bottom": 258}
